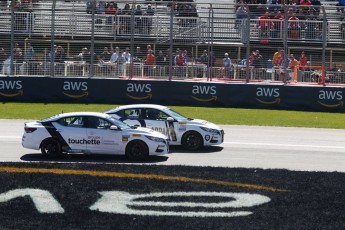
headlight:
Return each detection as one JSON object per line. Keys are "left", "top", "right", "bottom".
{"left": 200, "top": 127, "right": 219, "bottom": 134}
{"left": 145, "top": 135, "right": 166, "bottom": 143}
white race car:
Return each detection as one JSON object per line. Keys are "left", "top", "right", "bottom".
{"left": 105, "top": 104, "right": 224, "bottom": 150}
{"left": 22, "top": 112, "right": 169, "bottom": 160}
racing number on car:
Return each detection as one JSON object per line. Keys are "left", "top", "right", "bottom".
{"left": 166, "top": 120, "right": 177, "bottom": 142}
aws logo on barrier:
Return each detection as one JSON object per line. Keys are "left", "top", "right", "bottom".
{"left": 317, "top": 90, "right": 343, "bottom": 108}
{"left": 0, "top": 80, "right": 23, "bottom": 97}
{"left": 256, "top": 87, "right": 281, "bottom": 105}
{"left": 126, "top": 83, "right": 152, "bottom": 100}
{"left": 62, "top": 81, "right": 88, "bottom": 98}
{"left": 192, "top": 85, "right": 217, "bottom": 102}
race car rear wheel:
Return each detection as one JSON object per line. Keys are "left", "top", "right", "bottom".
{"left": 125, "top": 140, "right": 149, "bottom": 160}
{"left": 41, "top": 138, "right": 62, "bottom": 158}
{"left": 182, "top": 131, "right": 203, "bottom": 151}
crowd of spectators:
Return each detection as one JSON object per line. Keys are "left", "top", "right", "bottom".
{"left": 235, "top": 0, "right": 325, "bottom": 40}
{"left": 86, "top": 1, "right": 155, "bottom": 35}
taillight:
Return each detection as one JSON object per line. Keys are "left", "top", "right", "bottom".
{"left": 25, "top": 127, "right": 37, "bottom": 133}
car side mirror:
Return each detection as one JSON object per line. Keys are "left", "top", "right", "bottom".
{"left": 110, "top": 125, "right": 119, "bottom": 130}
{"left": 167, "top": 117, "right": 175, "bottom": 122}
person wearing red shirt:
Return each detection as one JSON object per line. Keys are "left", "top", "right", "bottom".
{"left": 288, "top": 13, "right": 300, "bottom": 39}
{"left": 174, "top": 50, "right": 187, "bottom": 78}
{"left": 299, "top": 51, "right": 308, "bottom": 70}
{"left": 144, "top": 49, "right": 156, "bottom": 76}
{"left": 258, "top": 12, "right": 274, "bottom": 38}
{"left": 105, "top": 3, "right": 117, "bottom": 25}
{"left": 273, "top": 11, "right": 284, "bottom": 30}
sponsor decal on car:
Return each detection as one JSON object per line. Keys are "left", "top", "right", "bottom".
{"left": 68, "top": 138, "right": 100, "bottom": 145}
{"left": 122, "top": 135, "right": 129, "bottom": 141}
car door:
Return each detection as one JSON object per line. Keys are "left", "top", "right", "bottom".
{"left": 84, "top": 116, "right": 123, "bottom": 154}
{"left": 142, "top": 108, "right": 171, "bottom": 138}
{"left": 56, "top": 116, "right": 87, "bottom": 152}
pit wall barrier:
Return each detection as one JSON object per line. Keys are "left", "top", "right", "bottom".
{"left": 0, "top": 77, "right": 344, "bottom": 112}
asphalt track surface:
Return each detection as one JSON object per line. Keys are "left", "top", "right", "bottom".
{"left": 1, "top": 119, "right": 345, "bottom": 229}
{"left": 1, "top": 119, "right": 345, "bottom": 172}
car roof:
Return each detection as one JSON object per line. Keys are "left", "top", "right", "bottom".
{"left": 106, "top": 104, "right": 169, "bottom": 113}
{"left": 41, "top": 112, "right": 110, "bottom": 121}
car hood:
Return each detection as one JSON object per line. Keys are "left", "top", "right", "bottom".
{"left": 181, "top": 118, "right": 221, "bottom": 130}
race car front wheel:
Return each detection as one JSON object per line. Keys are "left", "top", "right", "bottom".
{"left": 41, "top": 138, "right": 62, "bottom": 158}
{"left": 182, "top": 131, "right": 203, "bottom": 151}
{"left": 125, "top": 140, "right": 149, "bottom": 161}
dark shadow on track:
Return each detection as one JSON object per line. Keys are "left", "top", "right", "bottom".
{"left": 169, "top": 146, "right": 224, "bottom": 153}
{"left": 20, "top": 153, "right": 169, "bottom": 163}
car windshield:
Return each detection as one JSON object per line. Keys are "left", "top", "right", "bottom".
{"left": 39, "top": 114, "right": 60, "bottom": 122}
{"left": 163, "top": 108, "right": 188, "bottom": 120}
{"left": 107, "top": 115, "right": 131, "bottom": 129}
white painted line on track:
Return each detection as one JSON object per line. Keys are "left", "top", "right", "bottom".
{"left": 223, "top": 142, "right": 345, "bottom": 149}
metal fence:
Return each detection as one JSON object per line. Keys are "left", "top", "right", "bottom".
{"left": 1, "top": 0, "right": 345, "bottom": 85}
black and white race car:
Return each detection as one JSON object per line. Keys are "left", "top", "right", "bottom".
{"left": 22, "top": 112, "right": 169, "bottom": 160}
{"left": 105, "top": 104, "right": 224, "bottom": 150}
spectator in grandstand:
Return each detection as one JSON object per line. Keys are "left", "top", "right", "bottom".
{"left": 156, "top": 50, "right": 166, "bottom": 66}
{"left": 144, "top": 49, "right": 156, "bottom": 76}
{"left": 96, "top": 1, "right": 106, "bottom": 14}
{"left": 223, "top": 53, "right": 232, "bottom": 78}
{"left": 311, "top": 0, "right": 321, "bottom": 15}
{"left": 116, "top": 50, "right": 126, "bottom": 77}
{"left": 251, "top": 4, "right": 267, "bottom": 19}
{"left": 258, "top": 12, "right": 274, "bottom": 38}
{"left": 300, "top": 0, "right": 312, "bottom": 13}
{"left": 337, "top": 0, "right": 345, "bottom": 13}
{"left": 298, "top": 51, "right": 308, "bottom": 71}
{"left": 145, "top": 4, "right": 155, "bottom": 34}
{"left": 0, "top": 48, "right": 7, "bottom": 74}
{"left": 86, "top": 0, "right": 92, "bottom": 14}
{"left": 55, "top": 45, "right": 65, "bottom": 75}
{"left": 277, "top": 52, "right": 290, "bottom": 82}
{"left": 289, "top": 54, "right": 299, "bottom": 69}
{"left": 105, "top": 2, "right": 117, "bottom": 25}
{"left": 119, "top": 3, "right": 131, "bottom": 34}
{"left": 272, "top": 11, "right": 284, "bottom": 38}
{"left": 134, "top": 4, "right": 143, "bottom": 34}
{"left": 78, "top": 48, "right": 91, "bottom": 63}
{"left": 273, "top": 49, "right": 284, "bottom": 66}
{"left": 208, "top": 51, "right": 216, "bottom": 68}
{"left": 156, "top": 50, "right": 167, "bottom": 76}
{"left": 141, "top": 12, "right": 150, "bottom": 34}
{"left": 252, "top": 50, "right": 264, "bottom": 68}
{"left": 133, "top": 46, "right": 144, "bottom": 63}
{"left": 110, "top": 47, "right": 120, "bottom": 63}
{"left": 235, "top": 3, "right": 249, "bottom": 29}
{"left": 268, "top": 0, "right": 281, "bottom": 14}
{"left": 12, "top": 47, "right": 23, "bottom": 74}
{"left": 99, "top": 47, "right": 112, "bottom": 62}
{"left": 13, "top": 47, "right": 23, "bottom": 63}
{"left": 78, "top": 47, "right": 95, "bottom": 75}
{"left": 24, "top": 43, "right": 35, "bottom": 62}
{"left": 24, "top": 43, "right": 35, "bottom": 75}
{"left": 288, "top": 13, "right": 300, "bottom": 39}
{"left": 272, "top": 49, "right": 281, "bottom": 66}
{"left": 175, "top": 49, "right": 187, "bottom": 77}
{"left": 123, "top": 48, "right": 131, "bottom": 63}
{"left": 199, "top": 50, "right": 208, "bottom": 66}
